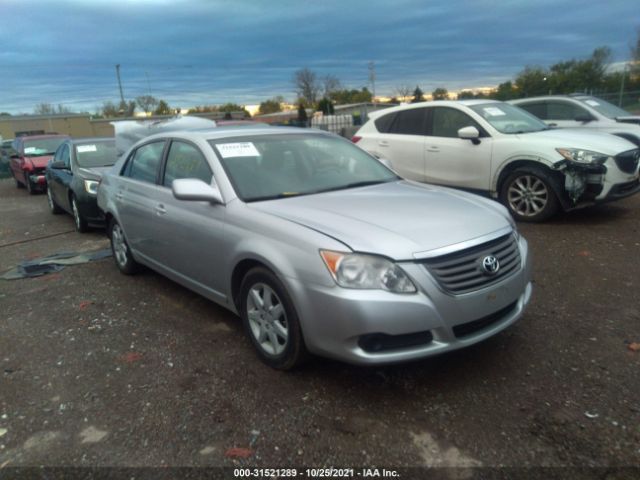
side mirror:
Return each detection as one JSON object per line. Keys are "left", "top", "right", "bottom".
{"left": 458, "top": 126, "right": 481, "bottom": 144}
{"left": 574, "top": 114, "right": 594, "bottom": 123}
{"left": 49, "top": 160, "right": 68, "bottom": 170}
{"left": 172, "top": 178, "right": 224, "bottom": 204}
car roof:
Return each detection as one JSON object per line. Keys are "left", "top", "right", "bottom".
{"left": 511, "top": 95, "right": 591, "bottom": 103}
{"left": 366, "top": 99, "right": 501, "bottom": 119}
{"left": 139, "top": 125, "right": 330, "bottom": 144}
{"left": 69, "top": 137, "right": 114, "bottom": 145}
{"left": 19, "top": 134, "right": 70, "bottom": 141}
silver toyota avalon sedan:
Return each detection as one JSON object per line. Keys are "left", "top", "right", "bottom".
{"left": 97, "top": 125, "right": 532, "bottom": 369}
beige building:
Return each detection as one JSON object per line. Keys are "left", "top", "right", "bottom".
{"left": 0, "top": 112, "right": 244, "bottom": 141}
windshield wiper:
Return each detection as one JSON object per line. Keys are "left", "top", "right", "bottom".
{"left": 246, "top": 192, "right": 303, "bottom": 202}
{"left": 312, "top": 179, "right": 394, "bottom": 194}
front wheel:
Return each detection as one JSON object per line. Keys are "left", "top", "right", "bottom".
{"left": 500, "top": 167, "right": 560, "bottom": 222}
{"left": 239, "top": 267, "right": 307, "bottom": 370}
{"left": 25, "top": 174, "right": 35, "bottom": 195}
{"left": 109, "top": 220, "right": 139, "bottom": 275}
{"left": 47, "top": 188, "right": 63, "bottom": 214}
{"left": 71, "top": 196, "right": 88, "bottom": 232}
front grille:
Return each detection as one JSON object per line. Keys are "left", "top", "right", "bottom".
{"left": 452, "top": 301, "right": 518, "bottom": 338}
{"left": 421, "top": 233, "right": 521, "bottom": 294}
{"left": 614, "top": 149, "right": 640, "bottom": 174}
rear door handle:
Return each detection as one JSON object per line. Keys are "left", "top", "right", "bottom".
{"left": 155, "top": 204, "right": 167, "bottom": 215}
{"left": 426, "top": 146, "right": 440, "bottom": 152}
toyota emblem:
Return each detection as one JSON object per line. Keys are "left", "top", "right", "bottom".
{"left": 482, "top": 255, "right": 500, "bottom": 275}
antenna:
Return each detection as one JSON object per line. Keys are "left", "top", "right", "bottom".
{"left": 368, "top": 61, "right": 376, "bottom": 104}
{"left": 115, "top": 64, "right": 125, "bottom": 105}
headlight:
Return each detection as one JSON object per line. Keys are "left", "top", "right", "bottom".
{"left": 84, "top": 179, "right": 99, "bottom": 195}
{"left": 556, "top": 148, "right": 608, "bottom": 164}
{"left": 320, "top": 250, "right": 417, "bottom": 293}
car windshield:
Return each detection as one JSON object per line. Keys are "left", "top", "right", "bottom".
{"left": 209, "top": 133, "right": 398, "bottom": 202}
{"left": 576, "top": 96, "right": 630, "bottom": 119}
{"left": 74, "top": 140, "right": 117, "bottom": 167}
{"left": 23, "top": 138, "right": 67, "bottom": 156}
{"left": 470, "top": 103, "right": 549, "bottom": 134}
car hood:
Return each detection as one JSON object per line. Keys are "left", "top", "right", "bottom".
{"left": 252, "top": 181, "right": 512, "bottom": 260}
{"left": 520, "top": 128, "right": 635, "bottom": 155}
{"left": 28, "top": 155, "right": 54, "bottom": 169}
{"left": 78, "top": 166, "right": 112, "bottom": 180}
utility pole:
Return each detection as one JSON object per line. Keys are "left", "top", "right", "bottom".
{"left": 115, "top": 64, "right": 125, "bottom": 105}
{"left": 618, "top": 63, "right": 627, "bottom": 107}
{"left": 368, "top": 61, "right": 376, "bottom": 104}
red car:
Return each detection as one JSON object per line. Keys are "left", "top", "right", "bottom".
{"left": 10, "top": 134, "right": 69, "bottom": 193}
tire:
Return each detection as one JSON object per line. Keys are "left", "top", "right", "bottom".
{"left": 109, "top": 219, "right": 139, "bottom": 275}
{"left": 71, "top": 195, "right": 88, "bottom": 232}
{"left": 239, "top": 267, "right": 308, "bottom": 370}
{"left": 25, "top": 174, "right": 35, "bottom": 195}
{"left": 47, "top": 187, "right": 63, "bottom": 214}
{"left": 499, "top": 167, "right": 560, "bottom": 222}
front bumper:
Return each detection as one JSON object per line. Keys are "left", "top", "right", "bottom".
{"left": 287, "top": 236, "right": 532, "bottom": 365}
{"left": 75, "top": 191, "right": 106, "bottom": 227}
{"left": 28, "top": 172, "right": 47, "bottom": 189}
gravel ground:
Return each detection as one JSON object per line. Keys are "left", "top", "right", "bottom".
{"left": 0, "top": 178, "right": 639, "bottom": 478}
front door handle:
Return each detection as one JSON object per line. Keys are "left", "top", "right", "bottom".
{"left": 115, "top": 192, "right": 124, "bottom": 201}
{"left": 155, "top": 204, "right": 167, "bottom": 215}
{"left": 378, "top": 140, "right": 389, "bottom": 147}
{"left": 426, "top": 146, "right": 440, "bottom": 152}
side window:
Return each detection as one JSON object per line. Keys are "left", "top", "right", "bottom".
{"left": 519, "top": 102, "right": 547, "bottom": 120}
{"left": 52, "top": 144, "right": 65, "bottom": 162}
{"left": 163, "top": 141, "right": 213, "bottom": 187}
{"left": 547, "top": 101, "right": 588, "bottom": 121}
{"left": 374, "top": 113, "right": 396, "bottom": 133}
{"left": 124, "top": 141, "right": 165, "bottom": 184}
{"left": 389, "top": 108, "right": 427, "bottom": 135}
{"left": 431, "top": 108, "right": 481, "bottom": 138}
{"left": 60, "top": 145, "right": 71, "bottom": 167}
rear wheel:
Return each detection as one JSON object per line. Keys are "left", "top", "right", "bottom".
{"left": 71, "top": 196, "right": 88, "bottom": 232}
{"left": 500, "top": 167, "right": 560, "bottom": 222}
{"left": 239, "top": 267, "right": 307, "bottom": 370}
{"left": 47, "top": 188, "right": 63, "bottom": 214}
{"left": 109, "top": 220, "right": 139, "bottom": 275}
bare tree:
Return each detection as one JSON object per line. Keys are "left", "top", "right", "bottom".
{"left": 395, "top": 85, "right": 413, "bottom": 102}
{"left": 323, "top": 74, "right": 342, "bottom": 98}
{"left": 293, "top": 68, "right": 321, "bottom": 106}
{"left": 136, "top": 95, "right": 159, "bottom": 114}
{"left": 34, "top": 103, "right": 55, "bottom": 115}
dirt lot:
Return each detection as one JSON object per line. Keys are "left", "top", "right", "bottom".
{"left": 0, "top": 177, "right": 639, "bottom": 477}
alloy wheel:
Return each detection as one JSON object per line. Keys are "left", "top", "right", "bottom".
{"left": 507, "top": 175, "right": 549, "bottom": 217}
{"left": 246, "top": 283, "right": 289, "bottom": 356}
{"left": 111, "top": 223, "right": 129, "bottom": 268}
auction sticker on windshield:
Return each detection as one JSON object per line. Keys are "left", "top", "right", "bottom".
{"left": 77, "top": 144, "right": 97, "bottom": 153}
{"left": 217, "top": 142, "right": 260, "bottom": 158}
{"left": 483, "top": 107, "right": 507, "bottom": 116}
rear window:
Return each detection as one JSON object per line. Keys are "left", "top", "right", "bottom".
{"left": 389, "top": 108, "right": 427, "bottom": 135}
{"left": 374, "top": 113, "right": 396, "bottom": 133}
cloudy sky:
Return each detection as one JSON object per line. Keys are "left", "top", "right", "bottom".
{"left": 0, "top": 0, "right": 637, "bottom": 114}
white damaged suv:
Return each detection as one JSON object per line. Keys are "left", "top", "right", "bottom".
{"left": 354, "top": 100, "right": 640, "bottom": 222}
